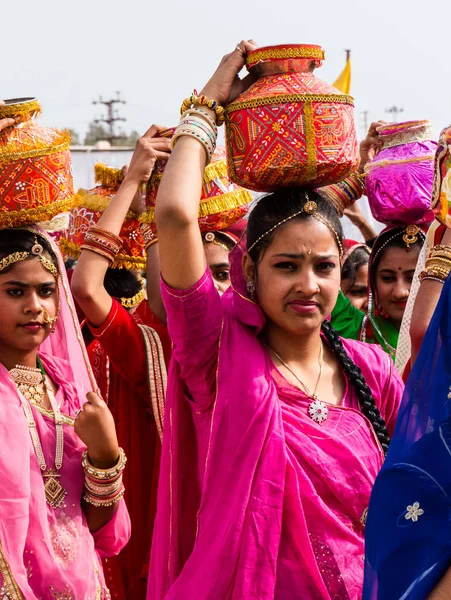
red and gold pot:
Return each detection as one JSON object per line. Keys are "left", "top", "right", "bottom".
{"left": 0, "top": 97, "right": 77, "bottom": 227}
{"left": 60, "top": 164, "right": 146, "bottom": 270}
{"left": 225, "top": 44, "right": 359, "bottom": 192}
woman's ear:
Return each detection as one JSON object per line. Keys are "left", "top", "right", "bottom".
{"left": 242, "top": 252, "right": 255, "bottom": 283}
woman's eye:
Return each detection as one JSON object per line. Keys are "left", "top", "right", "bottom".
{"left": 216, "top": 270, "right": 230, "bottom": 282}
{"left": 317, "top": 262, "right": 336, "bottom": 272}
{"left": 380, "top": 276, "right": 395, "bottom": 283}
{"left": 350, "top": 289, "right": 366, "bottom": 298}
{"left": 274, "top": 262, "right": 296, "bottom": 270}
{"left": 7, "top": 288, "right": 23, "bottom": 297}
{"left": 40, "top": 287, "right": 56, "bottom": 297}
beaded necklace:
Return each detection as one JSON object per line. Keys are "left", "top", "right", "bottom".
{"left": 13, "top": 356, "right": 66, "bottom": 508}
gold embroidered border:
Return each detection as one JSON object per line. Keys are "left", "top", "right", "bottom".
{"left": 0, "top": 542, "right": 24, "bottom": 599}
{"left": 0, "top": 99, "right": 41, "bottom": 120}
{"left": 381, "top": 128, "right": 432, "bottom": 149}
{"left": 77, "top": 190, "right": 138, "bottom": 218}
{"left": 139, "top": 188, "right": 253, "bottom": 224}
{"left": 139, "top": 324, "right": 167, "bottom": 441}
{"left": 0, "top": 194, "right": 79, "bottom": 228}
{"left": 366, "top": 154, "right": 435, "bottom": 171}
{"left": 59, "top": 238, "right": 146, "bottom": 271}
{"left": 94, "top": 163, "right": 124, "bottom": 187}
{"left": 304, "top": 100, "right": 317, "bottom": 182}
{"left": 246, "top": 46, "right": 325, "bottom": 68}
{"left": 226, "top": 93, "right": 354, "bottom": 115}
{"left": 0, "top": 132, "right": 71, "bottom": 164}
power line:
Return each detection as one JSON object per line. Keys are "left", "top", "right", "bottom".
{"left": 385, "top": 105, "right": 404, "bottom": 122}
{"left": 92, "top": 92, "right": 126, "bottom": 144}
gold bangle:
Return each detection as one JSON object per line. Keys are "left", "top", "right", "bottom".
{"left": 82, "top": 448, "right": 127, "bottom": 481}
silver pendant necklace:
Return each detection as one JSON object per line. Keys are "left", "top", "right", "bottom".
{"left": 269, "top": 341, "right": 329, "bottom": 424}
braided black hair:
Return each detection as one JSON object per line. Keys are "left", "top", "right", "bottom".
{"left": 321, "top": 320, "right": 391, "bottom": 453}
{"left": 247, "top": 187, "right": 391, "bottom": 453}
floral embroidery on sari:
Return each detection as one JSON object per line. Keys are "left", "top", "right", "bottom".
{"left": 49, "top": 511, "right": 80, "bottom": 569}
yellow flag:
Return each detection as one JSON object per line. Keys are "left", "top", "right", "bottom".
{"left": 333, "top": 56, "right": 351, "bottom": 94}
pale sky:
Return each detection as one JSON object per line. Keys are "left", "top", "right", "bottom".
{"left": 3, "top": 0, "right": 449, "bottom": 142}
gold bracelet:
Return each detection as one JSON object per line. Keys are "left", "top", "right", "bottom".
{"left": 82, "top": 448, "right": 127, "bottom": 481}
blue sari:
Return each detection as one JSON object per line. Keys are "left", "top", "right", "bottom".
{"left": 363, "top": 275, "right": 451, "bottom": 599}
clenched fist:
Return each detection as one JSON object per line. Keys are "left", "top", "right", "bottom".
{"left": 74, "top": 391, "right": 120, "bottom": 469}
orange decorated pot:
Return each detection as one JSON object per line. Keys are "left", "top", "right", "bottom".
{"left": 59, "top": 164, "right": 147, "bottom": 270}
{"left": 0, "top": 97, "right": 77, "bottom": 227}
{"left": 225, "top": 44, "right": 359, "bottom": 192}
{"left": 141, "top": 146, "right": 253, "bottom": 232}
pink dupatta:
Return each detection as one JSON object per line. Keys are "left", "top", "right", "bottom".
{"left": 0, "top": 227, "right": 130, "bottom": 599}
{"left": 148, "top": 234, "right": 402, "bottom": 599}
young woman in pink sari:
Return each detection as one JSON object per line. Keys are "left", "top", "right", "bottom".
{"left": 0, "top": 218, "right": 130, "bottom": 596}
{"left": 147, "top": 43, "right": 404, "bottom": 600}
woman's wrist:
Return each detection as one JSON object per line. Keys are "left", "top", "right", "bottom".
{"left": 87, "top": 449, "right": 120, "bottom": 470}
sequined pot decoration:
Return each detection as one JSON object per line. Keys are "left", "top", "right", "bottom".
{"left": 140, "top": 145, "right": 253, "bottom": 233}
{"left": 59, "top": 164, "right": 147, "bottom": 270}
{"left": 365, "top": 120, "right": 437, "bottom": 226}
{"left": 224, "top": 44, "right": 359, "bottom": 192}
{"left": 0, "top": 97, "right": 78, "bottom": 227}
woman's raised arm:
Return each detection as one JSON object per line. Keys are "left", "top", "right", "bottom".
{"left": 156, "top": 39, "right": 257, "bottom": 290}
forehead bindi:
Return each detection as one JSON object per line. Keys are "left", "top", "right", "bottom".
{"left": 377, "top": 246, "right": 420, "bottom": 273}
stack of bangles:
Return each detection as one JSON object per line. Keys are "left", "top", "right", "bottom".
{"left": 81, "top": 226, "right": 122, "bottom": 264}
{"left": 419, "top": 244, "right": 451, "bottom": 284}
{"left": 172, "top": 93, "right": 223, "bottom": 164}
{"left": 319, "top": 172, "right": 366, "bottom": 216}
{"left": 82, "top": 448, "right": 127, "bottom": 507}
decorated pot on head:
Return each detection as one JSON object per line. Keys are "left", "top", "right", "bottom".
{"left": 224, "top": 44, "right": 359, "bottom": 192}
{"left": 0, "top": 97, "right": 77, "bottom": 228}
{"left": 430, "top": 124, "right": 451, "bottom": 228}
{"left": 365, "top": 120, "right": 436, "bottom": 226}
{"left": 59, "top": 164, "right": 147, "bottom": 270}
{"left": 141, "top": 145, "right": 253, "bottom": 233}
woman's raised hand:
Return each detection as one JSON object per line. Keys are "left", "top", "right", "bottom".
{"left": 358, "top": 121, "right": 388, "bottom": 172}
{"left": 200, "top": 39, "right": 259, "bottom": 106}
{"left": 0, "top": 100, "right": 15, "bottom": 133}
{"left": 125, "top": 124, "right": 171, "bottom": 185}
{"left": 74, "top": 391, "right": 120, "bottom": 469}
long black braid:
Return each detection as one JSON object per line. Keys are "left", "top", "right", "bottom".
{"left": 321, "top": 319, "right": 391, "bottom": 454}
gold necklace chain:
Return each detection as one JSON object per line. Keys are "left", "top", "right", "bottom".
{"left": 14, "top": 368, "right": 67, "bottom": 508}
{"left": 268, "top": 341, "right": 323, "bottom": 400}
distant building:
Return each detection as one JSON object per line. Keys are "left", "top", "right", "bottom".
{"left": 71, "top": 141, "right": 133, "bottom": 189}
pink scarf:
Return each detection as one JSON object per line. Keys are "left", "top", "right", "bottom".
{"left": 0, "top": 227, "right": 130, "bottom": 598}
{"left": 148, "top": 235, "right": 402, "bottom": 599}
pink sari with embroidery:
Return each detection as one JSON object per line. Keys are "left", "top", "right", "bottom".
{"left": 0, "top": 227, "right": 130, "bottom": 599}
{"left": 147, "top": 234, "right": 404, "bottom": 599}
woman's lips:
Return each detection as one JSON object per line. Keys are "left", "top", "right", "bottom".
{"left": 288, "top": 300, "right": 320, "bottom": 314}
{"left": 391, "top": 300, "right": 408, "bottom": 308}
{"left": 19, "top": 322, "right": 44, "bottom": 332}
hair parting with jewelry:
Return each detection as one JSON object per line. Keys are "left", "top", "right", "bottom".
{"left": 0, "top": 228, "right": 59, "bottom": 274}
{"left": 370, "top": 226, "right": 425, "bottom": 280}
{"left": 247, "top": 187, "right": 391, "bottom": 453}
